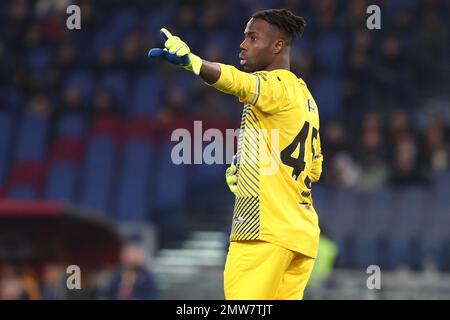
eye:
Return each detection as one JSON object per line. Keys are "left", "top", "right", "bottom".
{"left": 251, "top": 36, "right": 257, "bottom": 41}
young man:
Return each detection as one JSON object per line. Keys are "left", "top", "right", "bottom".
{"left": 149, "top": 8, "right": 323, "bottom": 300}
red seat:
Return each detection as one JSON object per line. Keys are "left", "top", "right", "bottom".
{"left": 126, "top": 116, "right": 154, "bottom": 140}
{"left": 0, "top": 186, "right": 6, "bottom": 199}
{"left": 49, "top": 137, "right": 84, "bottom": 164}
{"left": 91, "top": 114, "right": 123, "bottom": 137}
{"left": 9, "top": 161, "right": 45, "bottom": 188}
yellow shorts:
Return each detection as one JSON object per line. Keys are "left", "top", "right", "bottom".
{"left": 224, "top": 240, "right": 315, "bottom": 300}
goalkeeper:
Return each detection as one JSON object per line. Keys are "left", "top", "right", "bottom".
{"left": 149, "top": 8, "right": 323, "bottom": 300}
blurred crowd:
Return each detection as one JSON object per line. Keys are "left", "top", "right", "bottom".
{"left": 1, "top": 0, "right": 449, "bottom": 189}
{"left": 323, "top": 111, "right": 450, "bottom": 189}
{"left": 0, "top": 242, "right": 158, "bottom": 300}
{"left": 1, "top": 0, "right": 450, "bottom": 296}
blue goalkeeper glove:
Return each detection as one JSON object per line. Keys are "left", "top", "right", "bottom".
{"left": 225, "top": 155, "right": 238, "bottom": 195}
{"left": 148, "top": 28, "right": 203, "bottom": 75}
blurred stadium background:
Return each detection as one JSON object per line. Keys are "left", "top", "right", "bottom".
{"left": 0, "top": 0, "right": 449, "bottom": 299}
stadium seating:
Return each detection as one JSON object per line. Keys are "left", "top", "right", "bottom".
{"left": 311, "top": 75, "right": 341, "bottom": 119}
{"left": 115, "top": 138, "right": 154, "bottom": 222}
{"left": 44, "top": 161, "right": 79, "bottom": 202}
{"left": 131, "top": 74, "right": 161, "bottom": 115}
{"left": 0, "top": 0, "right": 449, "bottom": 274}
{"left": 98, "top": 71, "right": 129, "bottom": 106}
{"left": 26, "top": 48, "right": 52, "bottom": 77}
{"left": 79, "top": 136, "right": 118, "bottom": 216}
{"left": 8, "top": 185, "right": 37, "bottom": 200}
{"left": 153, "top": 142, "right": 188, "bottom": 212}
{"left": 15, "top": 113, "right": 49, "bottom": 162}
{"left": 64, "top": 70, "right": 95, "bottom": 103}
{"left": 57, "top": 113, "right": 87, "bottom": 138}
{"left": 314, "top": 33, "right": 344, "bottom": 73}
{"left": 0, "top": 112, "right": 13, "bottom": 186}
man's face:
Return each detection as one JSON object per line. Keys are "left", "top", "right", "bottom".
{"left": 239, "top": 18, "right": 284, "bottom": 72}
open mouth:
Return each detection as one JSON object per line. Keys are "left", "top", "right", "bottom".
{"left": 239, "top": 53, "right": 247, "bottom": 66}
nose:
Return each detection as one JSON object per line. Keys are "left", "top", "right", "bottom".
{"left": 239, "top": 39, "right": 247, "bottom": 51}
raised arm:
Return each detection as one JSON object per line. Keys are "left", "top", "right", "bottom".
{"left": 149, "top": 28, "right": 292, "bottom": 114}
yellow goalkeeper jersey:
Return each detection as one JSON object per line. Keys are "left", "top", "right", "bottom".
{"left": 210, "top": 64, "right": 323, "bottom": 258}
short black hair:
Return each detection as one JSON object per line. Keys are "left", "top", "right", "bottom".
{"left": 252, "top": 8, "right": 307, "bottom": 45}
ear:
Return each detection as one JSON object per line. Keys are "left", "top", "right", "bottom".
{"left": 273, "top": 39, "right": 284, "bottom": 54}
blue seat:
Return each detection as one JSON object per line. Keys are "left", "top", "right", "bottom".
{"left": 145, "top": 9, "right": 169, "bottom": 35}
{"left": 292, "top": 33, "right": 312, "bottom": 56}
{"left": 0, "top": 87, "right": 24, "bottom": 111}
{"left": 79, "top": 136, "right": 117, "bottom": 216}
{"left": 8, "top": 185, "right": 37, "bottom": 200}
{"left": 153, "top": 142, "right": 187, "bottom": 210}
{"left": 65, "top": 70, "right": 95, "bottom": 102}
{"left": 115, "top": 139, "right": 153, "bottom": 222}
{"left": 151, "top": 142, "right": 188, "bottom": 237}
{"left": 15, "top": 113, "right": 49, "bottom": 162}
{"left": 57, "top": 113, "right": 86, "bottom": 138}
{"left": 99, "top": 72, "right": 128, "bottom": 105}
{"left": 91, "top": 29, "right": 118, "bottom": 57}
{"left": 384, "top": 0, "right": 416, "bottom": 17}
{"left": 191, "top": 163, "right": 225, "bottom": 188}
{"left": 170, "top": 73, "right": 195, "bottom": 100}
{"left": 26, "top": 48, "right": 52, "bottom": 76}
{"left": 0, "top": 112, "right": 14, "bottom": 185}
{"left": 314, "top": 33, "right": 344, "bottom": 72}
{"left": 131, "top": 74, "right": 161, "bottom": 115}
{"left": 44, "top": 161, "right": 79, "bottom": 202}
{"left": 311, "top": 75, "right": 341, "bottom": 119}
{"left": 188, "top": 162, "right": 227, "bottom": 203}
{"left": 203, "top": 32, "right": 231, "bottom": 57}
{"left": 110, "top": 9, "right": 137, "bottom": 42}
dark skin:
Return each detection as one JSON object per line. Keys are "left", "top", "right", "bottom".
{"left": 200, "top": 18, "right": 292, "bottom": 84}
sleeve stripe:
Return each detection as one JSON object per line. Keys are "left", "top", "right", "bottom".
{"left": 250, "top": 74, "right": 260, "bottom": 105}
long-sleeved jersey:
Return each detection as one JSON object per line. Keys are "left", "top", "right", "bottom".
{"left": 210, "top": 64, "right": 323, "bottom": 258}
